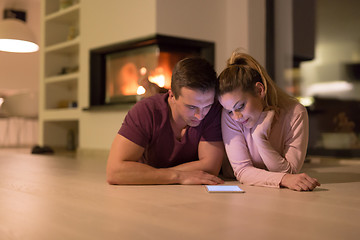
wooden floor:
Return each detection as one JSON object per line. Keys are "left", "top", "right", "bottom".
{"left": 1, "top": 148, "right": 360, "bottom": 240}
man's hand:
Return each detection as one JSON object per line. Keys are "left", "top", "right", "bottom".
{"left": 176, "top": 170, "right": 224, "bottom": 185}
{"left": 252, "top": 110, "right": 275, "bottom": 140}
{"left": 280, "top": 173, "right": 320, "bottom": 191}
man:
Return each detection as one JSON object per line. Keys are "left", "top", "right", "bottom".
{"left": 106, "top": 57, "right": 224, "bottom": 185}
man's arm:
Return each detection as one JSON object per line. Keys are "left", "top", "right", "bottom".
{"left": 170, "top": 141, "right": 225, "bottom": 176}
{"left": 106, "top": 135, "right": 223, "bottom": 185}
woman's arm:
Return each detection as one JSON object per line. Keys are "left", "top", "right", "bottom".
{"left": 252, "top": 108, "right": 308, "bottom": 173}
{"left": 251, "top": 107, "right": 320, "bottom": 191}
{"left": 222, "top": 110, "right": 286, "bottom": 188}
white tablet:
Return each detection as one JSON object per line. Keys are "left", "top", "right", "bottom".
{"left": 205, "top": 185, "right": 245, "bottom": 193}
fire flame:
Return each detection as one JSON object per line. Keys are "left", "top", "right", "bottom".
{"left": 137, "top": 86, "right": 146, "bottom": 95}
{"left": 148, "top": 74, "right": 165, "bottom": 88}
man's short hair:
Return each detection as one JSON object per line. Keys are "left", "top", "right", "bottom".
{"left": 171, "top": 57, "right": 217, "bottom": 99}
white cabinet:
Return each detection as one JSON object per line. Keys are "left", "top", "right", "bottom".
{"left": 39, "top": 0, "right": 80, "bottom": 150}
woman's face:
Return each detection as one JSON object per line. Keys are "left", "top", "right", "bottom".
{"left": 219, "top": 84, "right": 265, "bottom": 129}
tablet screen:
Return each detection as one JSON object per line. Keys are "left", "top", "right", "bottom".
{"left": 205, "top": 185, "right": 245, "bottom": 193}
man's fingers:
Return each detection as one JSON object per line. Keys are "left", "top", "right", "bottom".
{"left": 202, "top": 173, "right": 224, "bottom": 185}
{"left": 179, "top": 170, "right": 224, "bottom": 185}
{"left": 212, "top": 176, "right": 225, "bottom": 184}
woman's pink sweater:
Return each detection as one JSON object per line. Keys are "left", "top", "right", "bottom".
{"left": 221, "top": 101, "right": 309, "bottom": 188}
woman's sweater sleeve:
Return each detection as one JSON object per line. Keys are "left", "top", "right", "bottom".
{"left": 221, "top": 110, "right": 285, "bottom": 188}
{"left": 255, "top": 106, "right": 309, "bottom": 174}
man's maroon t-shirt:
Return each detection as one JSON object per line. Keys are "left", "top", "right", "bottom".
{"left": 118, "top": 92, "right": 222, "bottom": 168}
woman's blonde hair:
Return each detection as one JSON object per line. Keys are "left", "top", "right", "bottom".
{"left": 218, "top": 50, "right": 296, "bottom": 111}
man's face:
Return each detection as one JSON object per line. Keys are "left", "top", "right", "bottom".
{"left": 170, "top": 87, "right": 215, "bottom": 127}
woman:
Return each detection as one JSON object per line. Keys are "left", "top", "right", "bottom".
{"left": 218, "top": 51, "right": 320, "bottom": 191}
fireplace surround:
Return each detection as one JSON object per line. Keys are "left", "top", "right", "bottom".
{"left": 88, "top": 34, "right": 214, "bottom": 109}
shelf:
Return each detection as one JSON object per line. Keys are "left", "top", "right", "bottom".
{"left": 45, "top": 37, "right": 80, "bottom": 54}
{"left": 45, "top": 4, "right": 80, "bottom": 23}
{"left": 41, "top": 0, "right": 81, "bottom": 149}
{"left": 45, "top": 72, "right": 79, "bottom": 84}
{"left": 45, "top": 79, "right": 78, "bottom": 110}
{"left": 42, "top": 108, "right": 80, "bottom": 121}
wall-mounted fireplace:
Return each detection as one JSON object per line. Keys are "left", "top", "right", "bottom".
{"left": 89, "top": 34, "right": 214, "bottom": 108}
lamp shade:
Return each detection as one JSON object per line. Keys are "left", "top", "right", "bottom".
{"left": 0, "top": 19, "right": 39, "bottom": 53}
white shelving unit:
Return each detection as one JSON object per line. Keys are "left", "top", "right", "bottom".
{"left": 39, "top": 0, "right": 80, "bottom": 151}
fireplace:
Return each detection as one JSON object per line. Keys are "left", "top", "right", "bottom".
{"left": 89, "top": 34, "right": 214, "bottom": 108}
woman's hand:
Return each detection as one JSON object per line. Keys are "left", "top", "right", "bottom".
{"left": 280, "top": 173, "right": 321, "bottom": 191}
{"left": 252, "top": 110, "right": 275, "bottom": 140}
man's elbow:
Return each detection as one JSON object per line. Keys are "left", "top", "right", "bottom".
{"left": 106, "top": 159, "right": 127, "bottom": 185}
{"left": 106, "top": 166, "right": 125, "bottom": 185}
{"left": 106, "top": 171, "right": 119, "bottom": 185}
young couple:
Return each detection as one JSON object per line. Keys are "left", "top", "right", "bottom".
{"left": 106, "top": 50, "right": 320, "bottom": 191}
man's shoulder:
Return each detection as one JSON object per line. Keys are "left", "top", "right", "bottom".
{"left": 119, "top": 93, "right": 170, "bottom": 147}
{"left": 190, "top": 99, "right": 223, "bottom": 142}
{"left": 205, "top": 100, "right": 223, "bottom": 119}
